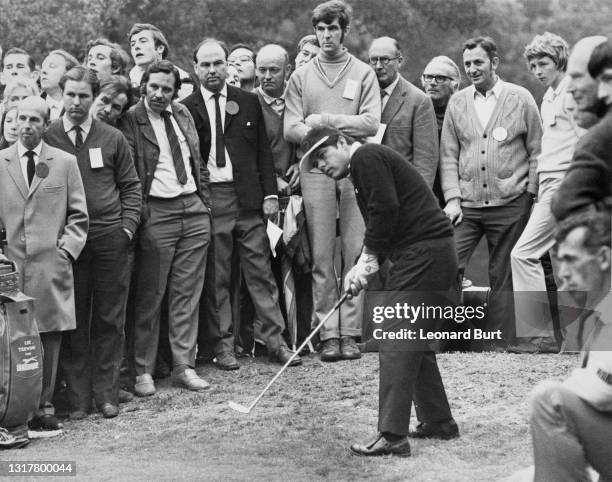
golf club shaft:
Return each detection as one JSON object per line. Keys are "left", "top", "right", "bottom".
{"left": 246, "top": 292, "right": 349, "bottom": 411}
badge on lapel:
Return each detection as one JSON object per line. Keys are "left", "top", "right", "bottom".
{"left": 226, "top": 101, "right": 239, "bottom": 116}
{"left": 35, "top": 162, "right": 49, "bottom": 179}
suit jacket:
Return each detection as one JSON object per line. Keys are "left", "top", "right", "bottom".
{"left": 0, "top": 142, "right": 88, "bottom": 332}
{"left": 182, "top": 85, "right": 276, "bottom": 211}
{"left": 119, "top": 100, "right": 211, "bottom": 211}
{"left": 381, "top": 75, "right": 439, "bottom": 188}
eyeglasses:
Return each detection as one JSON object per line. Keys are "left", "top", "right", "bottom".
{"left": 368, "top": 56, "right": 400, "bottom": 66}
{"left": 422, "top": 74, "right": 453, "bottom": 84}
{"left": 228, "top": 55, "right": 253, "bottom": 64}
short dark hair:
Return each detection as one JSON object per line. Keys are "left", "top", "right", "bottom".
{"left": 128, "top": 23, "right": 169, "bottom": 59}
{"left": 86, "top": 38, "right": 131, "bottom": 76}
{"left": 59, "top": 66, "right": 100, "bottom": 97}
{"left": 311, "top": 0, "right": 353, "bottom": 31}
{"left": 46, "top": 49, "right": 79, "bottom": 72}
{"left": 588, "top": 39, "right": 612, "bottom": 78}
{"left": 141, "top": 60, "right": 181, "bottom": 98}
{"left": 555, "top": 204, "right": 611, "bottom": 252}
{"left": 2, "top": 47, "right": 35, "bottom": 71}
{"left": 98, "top": 75, "right": 133, "bottom": 113}
{"left": 192, "top": 38, "right": 229, "bottom": 63}
{"left": 463, "top": 36, "right": 498, "bottom": 62}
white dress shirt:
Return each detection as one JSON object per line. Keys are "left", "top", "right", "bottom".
{"left": 201, "top": 84, "right": 233, "bottom": 183}
{"left": 17, "top": 141, "right": 43, "bottom": 186}
{"left": 62, "top": 115, "right": 92, "bottom": 145}
{"left": 46, "top": 95, "right": 64, "bottom": 121}
{"left": 472, "top": 77, "right": 503, "bottom": 130}
{"left": 381, "top": 75, "right": 400, "bottom": 112}
{"left": 144, "top": 99, "right": 196, "bottom": 197}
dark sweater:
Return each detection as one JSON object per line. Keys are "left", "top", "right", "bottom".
{"left": 256, "top": 91, "right": 296, "bottom": 176}
{"left": 350, "top": 143, "right": 452, "bottom": 255}
{"left": 44, "top": 119, "right": 141, "bottom": 238}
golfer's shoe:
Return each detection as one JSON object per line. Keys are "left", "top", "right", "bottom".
{"left": 350, "top": 433, "right": 411, "bottom": 457}
{"left": 320, "top": 338, "right": 342, "bottom": 362}
{"left": 28, "top": 414, "right": 64, "bottom": 431}
{"left": 214, "top": 352, "right": 240, "bottom": 371}
{"left": 270, "top": 346, "right": 302, "bottom": 366}
{"left": 340, "top": 336, "right": 361, "bottom": 360}
{"left": 134, "top": 374, "right": 156, "bottom": 397}
{"left": 172, "top": 368, "right": 210, "bottom": 391}
{"left": 408, "top": 420, "right": 459, "bottom": 440}
{"left": 0, "top": 428, "right": 30, "bottom": 449}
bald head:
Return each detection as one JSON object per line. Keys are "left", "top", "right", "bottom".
{"left": 256, "top": 44, "right": 290, "bottom": 98}
{"left": 17, "top": 96, "right": 49, "bottom": 149}
{"left": 368, "top": 36, "right": 402, "bottom": 89}
{"left": 567, "top": 35, "right": 608, "bottom": 128}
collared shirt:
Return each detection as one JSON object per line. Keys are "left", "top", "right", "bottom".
{"left": 537, "top": 75, "right": 585, "bottom": 177}
{"left": 17, "top": 141, "right": 42, "bottom": 186}
{"left": 62, "top": 115, "right": 92, "bottom": 146}
{"left": 257, "top": 86, "right": 285, "bottom": 117}
{"left": 200, "top": 84, "right": 233, "bottom": 183}
{"left": 471, "top": 77, "right": 503, "bottom": 129}
{"left": 46, "top": 96, "right": 64, "bottom": 120}
{"left": 144, "top": 99, "right": 196, "bottom": 198}
{"left": 381, "top": 75, "right": 400, "bottom": 112}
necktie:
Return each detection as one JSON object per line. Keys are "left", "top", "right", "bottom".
{"left": 25, "top": 150, "right": 35, "bottom": 186}
{"left": 73, "top": 125, "right": 83, "bottom": 150}
{"left": 213, "top": 93, "right": 226, "bottom": 167}
{"left": 380, "top": 90, "right": 388, "bottom": 109}
{"left": 160, "top": 111, "right": 188, "bottom": 185}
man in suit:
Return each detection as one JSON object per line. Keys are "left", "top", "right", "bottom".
{"left": 182, "top": 38, "right": 301, "bottom": 370}
{"left": 120, "top": 60, "right": 211, "bottom": 396}
{"left": 0, "top": 96, "right": 88, "bottom": 431}
{"left": 368, "top": 36, "right": 438, "bottom": 188}
{"left": 299, "top": 125, "right": 459, "bottom": 457}
{"left": 44, "top": 66, "right": 141, "bottom": 419}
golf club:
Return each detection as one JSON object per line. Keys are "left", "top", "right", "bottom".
{"left": 228, "top": 291, "right": 349, "bottom": 414}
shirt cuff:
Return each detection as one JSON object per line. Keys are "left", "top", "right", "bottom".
{"left": 264, "top": 195, "right": 279, "bottom": 201}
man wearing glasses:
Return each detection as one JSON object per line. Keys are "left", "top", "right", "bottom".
{"left": 368, "top": 36, "right": 438, "bottom": 188}
{"left": 421, "top": 56, "right": 461, "bottom": 205}
{"left": 228, "top": 44, "right": 256, "bottom": 92}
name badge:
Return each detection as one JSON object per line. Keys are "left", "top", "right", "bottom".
{"left": 343, "top": 79, "right": 358, "bottom": 100}
{"left": 492, "top": 127, "right": 508, "bottom": 142}
{"left": 89, "top": 148, "right": 104, "bottom": 169}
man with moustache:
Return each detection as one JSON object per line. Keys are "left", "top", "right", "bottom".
{"left": 284, "top": 0, "right": 380, "bottom": 362}
{"left": 120, "top": 60, "right": 211, "bottom": 395}
{"left": 440, "top": 36, "right": 542, "bottom": 349}
{"left": 0, "top": 96, "right": 88, "bottom": 431}
{"left": 182, "top": 38, "right": 300, "bottom": 370}
{"left": 368, "top": 36, "right": 438, "bottom": 187}
{"left": 44, "top": 66, "right": 141, "bottom": 419}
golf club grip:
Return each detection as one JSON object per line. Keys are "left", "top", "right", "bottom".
{"left": 247, "top": 292, "right": 349, "bottom": 410}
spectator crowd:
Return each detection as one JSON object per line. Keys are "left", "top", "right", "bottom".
{"left": 0, "top": 1, "right": 610, "bottom": 478}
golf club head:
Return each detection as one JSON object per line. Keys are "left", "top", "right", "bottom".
{"left": 228, "top": 401, "right": 252, "bottom": 414}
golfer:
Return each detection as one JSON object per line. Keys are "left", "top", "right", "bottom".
{"left": 300, "top": 126, "right": 460, "bottom": 456}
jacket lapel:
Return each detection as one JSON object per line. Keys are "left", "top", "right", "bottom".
{"left": 135, "top": 101, "right": 159, "bottom": 148}
{"left": 382, "top": 76, "right": 406, "bottom": 123}
{"left": 5, "top": 144, "right": 28, "bottom": 199}
{"left": 28, "top": 144, "right": 52, "bottom": 198}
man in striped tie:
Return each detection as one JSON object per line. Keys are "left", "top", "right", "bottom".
{"left": 120, "top": 60, "right": 212, "bottom": 396}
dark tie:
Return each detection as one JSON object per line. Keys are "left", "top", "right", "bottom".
{"left": 25, "top": 150, "right": 35, "bottom": 186}
{"left": 73, "top": 125, "right": 83, "bottom": 150}
{"left": 160, "top": 110, "right": 188, "bottom": 185}
{"left": 213, "top": 93, "right": 226, "bottom": 167}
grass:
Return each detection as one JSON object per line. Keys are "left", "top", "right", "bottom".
{"left": 8, "top": 352, "right": 576, "bottom": 481}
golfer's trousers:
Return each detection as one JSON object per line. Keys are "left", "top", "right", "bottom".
{"left": 530, "top": 381, "right": 612, "bottom": 481}
{"left": 378, "top": 237, "right": 458, "bottom": 436}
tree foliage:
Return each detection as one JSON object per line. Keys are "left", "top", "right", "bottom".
{"left": 1, "top": 0, "right": 611, "bottom": 100}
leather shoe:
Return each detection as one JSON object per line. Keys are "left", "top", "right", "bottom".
{"left": 408, "top": 420, "right": 459, "bottom": 440}
{"left": 350, "top": 433, "right": 411, "bottom": 457}
{"left": 215, "top": 352, "right": 239, "bottom": 371}
{"left": 172, "top": 368, "right": 210, "bottom": 391}
{"left": 99, "top": 403, "right": 119, "bottom": 419}
{"left": 134, "top": 374, "right": 156, "bottom": 397}
{"left": 118, "top": 389, "right": 134, "bottom": 404}
{"left": 507, "top": 337, "right": 559, "bottom": 354}
{"left": 28, "top": 414, "right": 64, "bottom": 431}
{"left": 340, "top": 336, "right": 361, "bottom": 360}
{"left": 270, "top": 346, "right": 302, "bottom": 366}
{"left": 320, "top": 338, "right": 341, "bottom": 362}
{"left": 0, "top": 428, "right": 30, "bottom": 449}
{"left": 68, "top": 410, "right": 88, "bottom": 421}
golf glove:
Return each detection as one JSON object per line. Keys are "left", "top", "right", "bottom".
{"left": 344, "top": 252, "right": 379, "bottom": 296}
